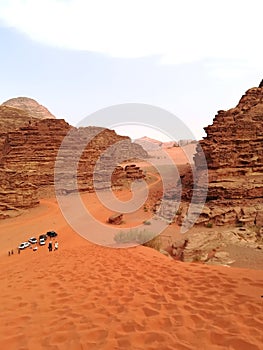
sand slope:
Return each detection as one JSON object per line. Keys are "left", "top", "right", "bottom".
{"left": 0, "top": 236, "right": 262, "bottom": 350}
{"left": 0, "top": 144, "right": 262, "bottom": 349}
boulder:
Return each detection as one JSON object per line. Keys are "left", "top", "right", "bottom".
{"left": 108, "top": 213, "right": 123, "bottom": 225}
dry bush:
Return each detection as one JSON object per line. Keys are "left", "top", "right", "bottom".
{"left": 114, "top": 229, "right": 161, "bottom": 251}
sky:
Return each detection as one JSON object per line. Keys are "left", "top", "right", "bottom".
{"left": 0, "top": 0, "right": 262, "bottom": 141}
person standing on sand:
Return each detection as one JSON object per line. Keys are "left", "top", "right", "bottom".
{"left": 48, "top": 240, "right": 52, "bottom": 252}
{"left": 54, "top": 241, "right": 58, "bottom": 250}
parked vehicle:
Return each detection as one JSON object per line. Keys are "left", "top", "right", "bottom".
{"left": 18, "top": 242, "right": 30, "bottom": 250}
{"left": 39, "top": 234, "right": 48, "bottom": 241}
{"left": 39, "top": 238, "right": 46, "bottom": 246}
{"left": 28, "top": 237, "right": 38, "bottom": 244}
{"left": 46, "top": 231, "right": 58, "bottom": 238}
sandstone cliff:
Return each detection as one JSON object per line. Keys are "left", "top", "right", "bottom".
{"left": 0, "top": 168, "right": 39, "bottom": 219}
{"left": 0, "top": 102, "right": 148, "bottom": 218}
{"left": 180, "top": 83, "right": 263, "bottom": 227}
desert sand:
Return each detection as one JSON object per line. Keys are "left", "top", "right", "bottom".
{"left": 0, "top": 146, "right": 263, "bottom": 350}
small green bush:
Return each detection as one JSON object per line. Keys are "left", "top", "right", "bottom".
{"left": 206, "top": 222, "right": 213, "bottom": 228}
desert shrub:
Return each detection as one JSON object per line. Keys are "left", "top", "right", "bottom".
{"left": 114, "top": 230, "right": 138, "bottom": 243}
{"left": 143, "top": 220, "right": 151, "bottom": 225}
{"left": 205, "top": 222, "right": 213, "bottom": 228}
{"left": 114, "top": 229, "right": 161, "bottom": 251}
{"left": 136, "top": 230, "right": 155, "bottom": 243}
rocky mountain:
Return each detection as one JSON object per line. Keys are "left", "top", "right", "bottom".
{"left": 2, "top": 97, "right": 56, "bottom": 120}
{"left": 0, "top": 101, "right": 148, "bottom": 218}
{"left": 179, "top": 81, "right": 263, "bottom": 227}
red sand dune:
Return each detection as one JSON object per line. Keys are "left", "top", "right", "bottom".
{"left": 0, "top": 146, "right": 263, "bottom": 349}
{"left": 0, "top": 196, "right": 263, "bottom": 350}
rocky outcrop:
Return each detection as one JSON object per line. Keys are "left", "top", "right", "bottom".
{"left": 196, "top": 85, "right": 263, "bottom": 195}
{"left": 0, "top": 105, "right": 148, "bottom": 217}
{"left": 108, "top": 213, "right": 123, "bottom": 225}
{"left": 165, "top": 226, "right": 262, "bottom": 266}
{"left": 0, "top": 105, "right": 32, "bottom": 132}
{"left": 0, "top": 168, "right": 39, "bottom": 218}
{"left": 180, "top": 83, "right": 263, "bottom": 227}
{"left": 0, "top": 120, "right": 148, "bottom": 196}
{"left": 2, "top": 97, "right": 56, "bottom": 120}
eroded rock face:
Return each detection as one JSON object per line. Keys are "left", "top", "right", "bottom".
{"left": 2, "top": 97, "right": 56, "bottom": 120}
{"left": 181, "top": 84, "right": 263, "bottom": 227}
{"left": 166, "top": 227, "right": 262, "bottom": 266}
{"left": 0, "top": 168, "right": 39, "bottom": 218}
{"left": 197, "top": 86, "right": 263, "bottom": 196}
{"left": 0, "top": 105, "right": 32, "bottom": 132}
{"left": 0, "top": 103, "right": 148, "bottom": 218}
{"left": 0, "top": 120, "right": 148, "bottom": 195}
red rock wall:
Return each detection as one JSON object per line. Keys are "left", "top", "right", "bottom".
{"left": 194, "top": 86, "right": 263, "bottom": 201}
{"left": 0, "top": 114, "right": 148, "bottom": 215}
{"left": 180, "top": 85, "right": 263, "bottom": 226}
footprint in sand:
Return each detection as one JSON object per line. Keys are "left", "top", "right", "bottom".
{"left": 143, "top": 306, "right": 160, "bottom": 317}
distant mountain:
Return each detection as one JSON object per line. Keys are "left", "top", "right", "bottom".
{"left": 2, "top": 97, "right": 56, "bottom": 120}
{"left": 134, "top": 136, "right": 178, "bottom": 151}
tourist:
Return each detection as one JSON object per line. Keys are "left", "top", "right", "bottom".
{"left": 48, "top": 240, "right": 52, "bottom": 252}
{"left": 54, "top": 241, "right": 58, "bottom": 250}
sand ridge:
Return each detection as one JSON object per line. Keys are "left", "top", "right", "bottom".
{"left": 0, "top": 234, "right": 263, "bottom": 350}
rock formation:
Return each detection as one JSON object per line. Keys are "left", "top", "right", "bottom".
{"left": 2, "top": 97, "right": 56, "bottom": 120}
{"left": 179, "top": 83, "right": 263, "bottom": 227}
{"left": 108, "top": 213, "right": 123, "bottom": 225}
{"left": 0, "top": 105, "right": 32, "bottom": 132}
{"left": 0, "top": 168, "right": 39, "bottom": 218}
{"left": 0, "top": 101, "right": 148, "bottom": 218}
{"left": 165, "top": 225, "right": 263, "bottom": 266}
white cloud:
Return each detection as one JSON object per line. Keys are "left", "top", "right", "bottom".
{"left": 0, "top": 0, "right": 262, "bottom": 65}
